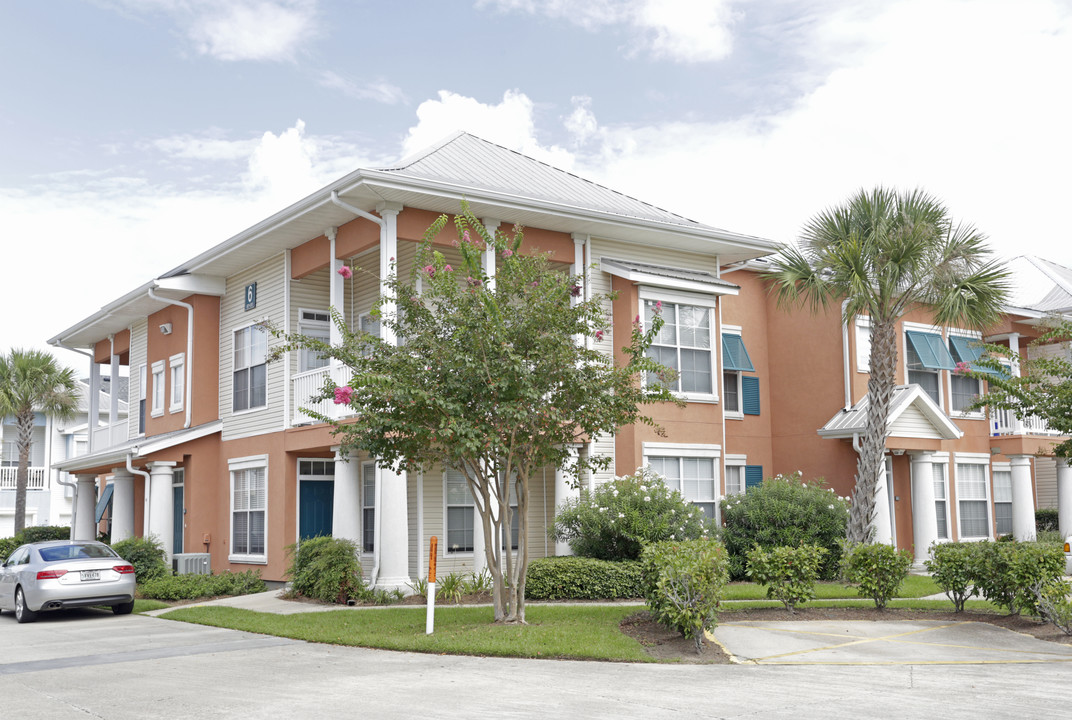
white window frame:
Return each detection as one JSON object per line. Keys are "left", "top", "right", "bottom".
{"left": 297, "top": 309, "right": 331, "bottom": 373}
{"left": 444, "top": 468, "right": 476, "bottom": 555}
{"left": 903, "top": 321, "right": 945, "bottom": 410}
{"left": 947, "top": 328, "right": 986, "bottom": 418}
{"left": 150, "top": 360, "right": 165, "bottom": 418}
{"left": 855, "top": 316, "right": 872, "bottom": 373}
{"left": 992, "top": 462, "right": 1013, "bottom": 537}
{"left": 721, "top": 324, "right": 744, "bottom": 418}
{"left": 228, "top": 454, "right": 268, "bottom": 564}
{"left": 295, "top": 457, "right": 334, "bottom": 544}
{"left": 638, "top": 287, "right": 718, "bottom": 402}
{"left": 931, "top": 452, "right": 952, "bottom": 542}
{"left": 168, "top": 352, "right": 185, "bottom": 414}
{"left": 232, "top": 323, "right": 269, "bottom": 414}
{"left": 954, "top": 453, "right": 992, "bottom": 541}
{"left": 362, "top": 462, "right": 376, "bottom": 553}
{"left": 643, "top": 442, "right": 721, "bottom": 518}
{"left": 724, "top": 454, "right": 747, "bottom": 496}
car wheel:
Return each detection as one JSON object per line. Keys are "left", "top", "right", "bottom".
{"left": 15, "top": 587, "right": 37, "bottom": 624}
{"left": 112, "top": 601, "right": 135, "bottom": 615}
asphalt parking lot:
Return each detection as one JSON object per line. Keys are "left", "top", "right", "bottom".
{"left": 3, "top": 608, "right": 1072, "bottom": 719}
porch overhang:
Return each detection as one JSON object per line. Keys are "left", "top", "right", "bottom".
{"left": 53, "top": 420, "right": 222, "bottom": 474}
{"left": 818, "top": 385, "right": 963, "bottom": 442}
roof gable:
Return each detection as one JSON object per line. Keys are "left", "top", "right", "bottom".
{"left": 819, "top": 385, "right": 963, "bottom": 441}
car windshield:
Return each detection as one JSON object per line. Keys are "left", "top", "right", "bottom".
{"left": 38, "top": 544, "right": 119, "bottom": 562}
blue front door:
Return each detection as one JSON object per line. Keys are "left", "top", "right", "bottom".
{"left": 299, "top": 480, "right": 334, "bottom": 541}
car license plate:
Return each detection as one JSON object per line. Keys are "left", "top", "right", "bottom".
{"left": 80, "top": 570, "right": 101, "bottom": 581}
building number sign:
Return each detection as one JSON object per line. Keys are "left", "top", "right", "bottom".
{"left": 245, "top": 282, "right": 257, "bottom": 311}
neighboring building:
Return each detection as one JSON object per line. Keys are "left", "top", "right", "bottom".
{"left": 0, "top": 379, "right": 124, "bottom": 537}
{"left": 47, "top": 133, "right": 1071, "bottom": 583}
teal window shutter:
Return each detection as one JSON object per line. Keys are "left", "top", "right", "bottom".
{"left": 95, "top": 483, "right": 114, "bottom": 524}
{"left": 905, "top": 331, "right": 956, "bottom": 370}
{"left": 742, "top": 375, "right": 760, "bottom": 415}
{"left": 744, "top": 465, "right": 763, "bottom": 491}
{"left": 721, "top": 334, "right": 755, "bottom": 372}
{"left": 948, "top": 335, "right": 1003, "bottom": 377}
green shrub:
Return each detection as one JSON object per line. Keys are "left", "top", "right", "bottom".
{"left": 842, "top": 542, "right": 912, "bottom": 609}
{"left": 525, "top": 556, "right": 643, "bottom": 600}
{"left": 111, "top": 536, "right": 169, "bottom": 584}
{"left": 925, "top": 542, "right": 978, "bottom": 612}
{"left": 139, "top": 570, "right": 266, "bottom": 601}
{"left": 437, "top": 572, "right": 466, "bottom": 604}
{"left": 1030, "top": 579, "right": 1072, "bottom": 635}
{"left": 720, "top": 472, "right": 848, "bottom": 580}
{"left": 641, "top": 538, "right": 729, "bottom": 652}
{"left": 551, "top": 468, "right": 714, "bottom": 562}
{"left": 746, "top": 544, "right": 826, "bottom": 613}
{"left": 1036, "top": 508, "right": 1060, "bottom": 533}
{"left": 971, "top": 541, "right": 1065, "bottom": 615}
{"left": 0, "top": 536, "right": 17, "bottom": 563}
{"left": 19, "top": 525, "right": 72, "bottom": 543}
{"left": 286, "top": 536, "right": 366, "bottom": 604}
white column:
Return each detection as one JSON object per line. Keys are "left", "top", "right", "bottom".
{"left": 554, "top": 446, "right": 581, "bottom": 556}
{"left": 88, "top": 361, "right": 100, "bottom": 451}
{"left": 377, "top": 203, "right": 402, "bottom": 347}
{"left": 147, "top": 462, "right": 175, "bottom": 562}
{"left": 1057, "top": 458, "right": 1072, "bottom": 539}
{"left": 482, "top": 218, "right": 500, "bottom": 292}
{"left": 111, "top": 468, "right": 135, "bottom": 543}
{"left": 376, "top": 465, "right": 411, "bottom": 591}
{"left": 74, "top": 475, "right": 98, "bottom": 541}
{"left": 1010, "top": 455, "right": 1036, "bottom": 542}
{"left": 327, "top": 228, "right": 343, "bottom": 349}
{"left": 331, "top": 447, "right": 361, "bottom": 544}
{"left": 109, "top": 342, "right": 120, "bottom": 427}
{"left": 909, "top": 452, "right": 938, "bottom": 568}
{"left": 1008, "top": 334, "right": 1024, "bottom": 434}
{"left": 871, "top": 458, "right": 894, "bottom": 545}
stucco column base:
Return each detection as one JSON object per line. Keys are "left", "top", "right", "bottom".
{"left": 1057, "top": 458, "right": 1072, "bottom": 540}
{"left": 73, "top": 475, "right": 98, "bottom": 542}
{"left": 147, "top": 462, "right": 176, "bottom": 563}
{"left": 909, "top": 452, "right": 938, "bottom": 569}
{"left": 375, "top": 464, "right": 411, "bottom": 592}
{"left": 1010, "top": 455, "right": 1036, "bottom": 542}
{"left": 110, "top": 469, "right": 135, "bottom": 543}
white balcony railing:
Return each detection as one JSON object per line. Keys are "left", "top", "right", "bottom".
{"left": 90, "top": 420, "right": 129, "bottom": 452}
{"left": 292, "top": 365, "right": 355, "bottom": 425}
{"left": 990, "top": 407, "right": 1064, "bottom": 437}
{"left": 0, "top": 466, "right": 46, "bottom": 490}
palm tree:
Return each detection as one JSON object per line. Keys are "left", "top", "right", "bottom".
{"left": 0, "top": 349, "right": 80, "bottom": 535}
{"left": 765, "top": 188, "right": 1009, "bottom": 545}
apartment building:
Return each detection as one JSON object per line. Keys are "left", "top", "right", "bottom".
{"left": 48, "top": 133, "right": 1070, "bottom": 583}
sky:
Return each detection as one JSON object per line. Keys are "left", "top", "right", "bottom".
{"left": 2, "top": 0, "right": 1071, "bottom": 372}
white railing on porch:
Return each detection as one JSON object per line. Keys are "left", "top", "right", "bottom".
{"left": 0, "top": 466, "right": 46, "bottom": 490}
{"left": 292, "top": 364, "right": 355, "bottom": 425}
{"left": 90, "top": 420, "right": 129, "bottom": 452}
{"left": 990, "top": 407, "right": 1063, "bottom": 437}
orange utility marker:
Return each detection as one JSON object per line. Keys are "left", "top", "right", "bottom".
{"left": 426, "top": 536, "right": 438, "bottom": 635}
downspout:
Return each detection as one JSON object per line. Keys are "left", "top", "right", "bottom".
{"left": 126, "top": 451, "right": 150, "bottom": 538}
{"left": 57, "top": 462, "right": 77, "bottom": 541}
{"left": 717, "top": 258, "right": 727, "bottom": 525}
{"left": 842, "top": 298, "right": 853, "bottom": 410}
{"left": 331, "top": 191, "right": 386, "bottom": 235}
{"left": 147, "top": 288, "right": 194, "bottom": 429}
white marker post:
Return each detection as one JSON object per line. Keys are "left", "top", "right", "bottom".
{"left": 425, "top": 536, "right": 438, "bottom": 635}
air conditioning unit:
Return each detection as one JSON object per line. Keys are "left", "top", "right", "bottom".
{"left": 173, "top": 553, "right": 211, "bottom": 576}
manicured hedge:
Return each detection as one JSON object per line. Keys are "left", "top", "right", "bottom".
{"left": 1036, "top": 508, "right": 1060, "bottom": 533}
{"left": 138, "top": 570, "right": 266, "bottom": 601}
{"left": 0, "top": 525, "right": 72, "bottom": 562}
{"left": 525, "top": 556, "right": 643, "bottom": 600}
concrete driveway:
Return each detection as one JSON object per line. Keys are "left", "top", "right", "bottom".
{"left": 3, "top": 607, "right": 1072, "bottom": 719}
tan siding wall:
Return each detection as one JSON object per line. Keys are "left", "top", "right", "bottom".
{"left": 1036, "top": 456, "right": 1058, "bottom": 508}
{"left": 346, "top": 247, "right": 381, "bottom": 330}
{"left": 889, "top": 405, "right": 945, "bottom": 439}
{"left": 128, "top": 319, "right": 147, "bottom": 438}
{"left": 290, "top": 266, "right": 331, "bottom": 374}
{"left": 220, "top": 254, "right": 287, "bottom": 441}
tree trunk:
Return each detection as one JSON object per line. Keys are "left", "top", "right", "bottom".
{"left": 848, "top": 318, "right": 897, "bottom": 545}
{"left": 505, "top": 472, "right": 529, "bottom": 624}
{"left": 14, "top": 409, "right": 34, "bottom": 536}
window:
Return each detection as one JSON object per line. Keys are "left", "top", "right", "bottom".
{"left": 855, "top": 317, "right": 872, "bottom": 372}
{"left": 721, "top": 332, "right": 756, "bottom": 416}
{"left": 138, "top": 365, "right": 146, "bottom": 434}
{"left": 446, "top": 469, "right": 475, "bottom": 553}
{"left": 230, "top": 457, "right": 267, "bottom": 562}
{"left": 948, "top": 335, "right": 993, "bottom": 414}
{"left": 933, "top": 462, "right": 949, "bottom": 540}
{"left": 905, "top": 330, "right": 954, "bottom": 406}
{"left": 645, "top": 300, "right": 714, "bottom": 396}
{"left": 233, "top": 324, "right": 268, "bottom": 412}
{"left": 298, "top": 310, "right": 331, "bottom": 373}
{"left": 648, "top": 456, "right": 717, "bottom": 519}
{"left": 955, "top": 461, "right": 991, "bottom": 539}
{"left": 362, "top": 462, "right": 376, "bottom": 553}
{"left": 723, "top": 372, "right": 740, "bottom": 413}
{"left": 150, "top": 361, "right": 165, "bottom": 417}
{"left": 169, "top": 353, "right": 184, "bottom": 413}
{"left": 993, "top": 468, "right": 1012, "bottom": 536}
{"left": 724, "top": 464, "right": 743, "bottom": 496}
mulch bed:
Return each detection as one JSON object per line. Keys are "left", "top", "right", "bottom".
{"left": 619, "top": 606, "right": 1072, "bottom": 664}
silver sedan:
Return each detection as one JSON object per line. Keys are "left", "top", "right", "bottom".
{"left": 0, "top": 540, "right": 137, "bottom": 623}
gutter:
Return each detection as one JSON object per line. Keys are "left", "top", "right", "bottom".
{"left": 147, "top": 288, "right": 193, "bottom": 429}
{"left": 842, "top": 299, "right": 853, "bottom": 410}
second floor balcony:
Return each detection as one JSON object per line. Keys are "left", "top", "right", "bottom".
{"left": 990, "top": 407, "right": 1063, "bottom": 437}
{"left": 291, "top": 364, "right": 357, "bottom": 426}
{"left": 0, "top": 466, "right": 46, "bottom": 490}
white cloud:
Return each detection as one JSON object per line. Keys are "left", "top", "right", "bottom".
{"left": 104, "top": 0, "right": 318, "bottom": 62}
{"left": 318, "top": 71, "right": 408, "bottom": 105}
{"left": 152, "top": 134, "right": 260, "bottom": 161}
{"left": 402, "top": 90, "right": 576, "bottom": 169}
{"left": 476, "top": 0, "right": 739, "bottom": 62}
{"left": 564, "top": 96, "right": 599, "bottom": 145}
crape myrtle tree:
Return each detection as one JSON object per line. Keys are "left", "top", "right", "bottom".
{"left": 279, "top": 203, "right": 676, "bottom": 624}
{"left": 0, "top": 349, "right": 80, "bottom": 535}
{"left": 765, "top": 188, "right": 1008, "bottom": 545}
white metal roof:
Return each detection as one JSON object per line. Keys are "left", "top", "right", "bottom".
{"left": 1005, "top": 255, "right": 1072, "bottom": 315}
{"left": 818, "top": 385, "right": 963, "bottom": 440}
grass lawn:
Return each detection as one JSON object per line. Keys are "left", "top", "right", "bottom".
{"left": 723, "top": 574, "right": 941, "bottom": 601}
{"left": 161, "top": 604, "right": 656, "bottom": 662}
{"left": 134, "top": 599, "right": 171, "bottom": 614}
